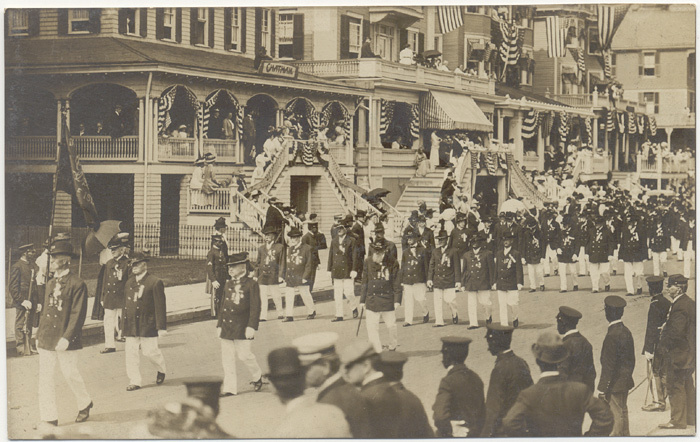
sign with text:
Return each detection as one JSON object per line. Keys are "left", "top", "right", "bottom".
{"left": 258, "top": 61, "right": 298, "bottom": 79}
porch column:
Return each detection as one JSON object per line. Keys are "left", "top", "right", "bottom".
{"left": 358, "top": 107, "right": 367, "bottom": 147}
{"left": 666, "top": 128, "right": 674, "bottom": 149}
{"left": 56, "top": 100, "right": 63, "bottom": 160}
{"left": 347, "top": 114, "right": 354, "bottom": 164}
{"left": 537, "top": 125, "right": 545, "bottom": 170}
{"left": 197, "top": 102, "right": 204, "bottom": 161}
{"left": 152, "top": 98, "right": 159, "bottom": 162}
{"left": 497, "top": 113, "right": 504, "bottom": 143}
{"left": 138, "top": 98, "right": 145, "bottom": 162}
{"left": 593, "top": 117, "right": 599, "bottom": 150}
{"left": 276, "top": 109, "right": 284, "bottom": 129}
{"left": 509, "top": 111, "right": 523, "bottom": 165}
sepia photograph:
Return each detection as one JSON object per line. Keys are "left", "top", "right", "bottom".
{"left": 3, "top": 3, "right": 696, "bottom": 439}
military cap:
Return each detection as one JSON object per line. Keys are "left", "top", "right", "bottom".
{"left": 473, "top": 232, "right": 488, "bottom": 244}
{"left": 268, "top": 197, "right": 279, "bottom": 204}
{"left": 292, "top": 332, "right": 338, "bottom": 365}
{"left": 213, "top": 217, "right": 227, "bottom": 230}
{"left": 333, "top": 213, "right": 344, "bottom": 221}
{"left": 502, "top": 233, "right": 516, "bottom": 241}
{"left": 557, "top": 306, "right": 583, "bottom": 320}
{"left": 339, "top": 341, "right": 377, "bottom": 366}
{"left": 436, "top": 229, "right": 449, "bottom": 240}
{"left": 227, "top": 252, "right": 249, "bottom": 266}
{"left": 668, "top": 274, "right": 688, "bottom": 287}
{"left": 130, "top": 250, "right": 151, "bottom": 264}
{"left": 646, "top": 276, "right": 664, "bottom": 295}
{"left": 486, "top": 323, "right": 514, "bottom": 335}
{"left": 356, "top": 210, "right": 367, "bottom": 218}
{"left": 604, "top": 295, "right": 627, "bottom": 309}
{"left": 307, "top": 221, "right": 318, "bottom": 228}
{"left": 287, "top": 227, "right": 302, "bottom": 238}
{"left": 378, "top": 351, "right": 408, "bottom": 366}
{"left": 370, "top": 238, "right": 387, "bottom": 252}
{"left": 53, "top": 232, "right": 72, "bottom": 242}
{"left": 531, "top": 331, "right": 569, "bottom": 364}
{"left": 17, "top": 243, "right": 34, "bottom": 253}
{"left": 440, "top": 336, "right": 472, "bottom": 348}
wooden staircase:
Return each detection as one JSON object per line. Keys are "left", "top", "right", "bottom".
{"left": 394, "top": 169, "right": 447, "bottom": 215}
{"left": 506, "top": 154, "right": 551, "bottom": 207}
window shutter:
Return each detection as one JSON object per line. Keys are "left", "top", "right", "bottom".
{"left": 655, "top": 51, "right": 660, "bottom": 77}
{"left": 176, "top": 8, "right": 182, "bottom": 43}
{"left": 224, "top": 8, "right": 232, "bottom": 50}
{"left": 208, "top": 8, "right": 215, "bottom": 48}
{"left": 190, "top": 8, "right": 198, "bottom": 45}
{"left": 57, "top": 9, "right": 68, "bottom": 35}
{"left": 155, "top": 8, "right": 164, "bottom": 40}
{"left": 241, "top": 7, "right": 247, "bottom": 52}
{"left": 362, "top": 19, "right": 370, "bottom": 41}
{"left": 418, "top": 32, "right": 425, "bottom": 55}
{"left": 340, "top": 15, "right": 350, "bottom": 59}
{"left": 270, "top": 10, "right": 276, "bottom": 57}
{"left": 118, "top": 9, "right": 128, "bottom": 34}
{"left": 140, "top": 8, "right": 148, "bottom": 37}
{"left": 654, "top": 92, "right": 659, "bottom": 114}
{"left": 638, "top": 52, "right": 643, "bottom": 76}
{"left": 88, "top": 9, "right": 101, "bottom": 34}
{"left": 255, "top": 8, "right": 262, "bottom": 55}
{"left": 28, "top": 10, "right": 40, "bottom": 36}
{"left": 292, "top": 14, "right": 304, "bottom": 60}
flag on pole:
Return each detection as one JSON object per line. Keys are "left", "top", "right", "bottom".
{"left": 597, "top": 5, "right": 630, "bottom": 51}
{"left": 499, "top": 20, "right": 521, "bottom": 66}
{"left": 437, "top": 6, "right": 463, "bottom": 34}
{"left": 545, "top": 16, "right": 567, "bottom": 58}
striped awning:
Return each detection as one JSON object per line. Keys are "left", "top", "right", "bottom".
{"left": 420, "top": 91, "right": 493, "bottom": 132}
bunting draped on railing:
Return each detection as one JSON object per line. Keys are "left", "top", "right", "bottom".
{"left": 470, "top": 152, "right": 507, "bottom": 175}
{"left": 606, "top": 109, "right": 616, "bottom": 133}
{"left": 409, "top": 104, "right": 420, "bottom": 140}
{"left": 628, "top": 111, "right": 636, "bottom": 134}
{"left": 285, "top": 97, "right": 318, "bottom": 135}
{"left": 617, "top": 111, "right": 626, "bottom": 134}
{"left": 522, "top": 109, "right": 540, "bottom": 139}
{"left": 558, "top": 112, "right": 569, "bottom": 146}
{"left": 649, "top": 116, "right": 657, "bottom": 136}
{"left": 585, "top": 117, "right": 593, "bottom": 145}
{"left": 301, "top": 141, "right": 319, "bottom": 166}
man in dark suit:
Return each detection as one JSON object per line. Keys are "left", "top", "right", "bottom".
{"left": 263, "top": 198, "right": 287, "bottom": 240}
{"left": 596, "top": 295, "right": 635, "bottom": 436}
{"left": 502, "top": 331, "right": 613, "bottom": 437}
{"left": 619, "top": 210, "right": 648, "bottom": 296}
{"left": 449, "top": 213, "right": 471, "bottom": 258}
{"left": 461, "top": 232, "right": 495, "bottom": 329}
{"left": 10, "top": 243, "right": 38, "bottom": 355}
{"left": 428, "top": 230, "right": 462, "bottom": 326}
{"left": 377, "top": 352, "right": 434, "bottom": 438}
{"left": 372, "top": 223, "right": 397, "bottom": 261}
{"left": 351, "top": 210, "right": 367, "bottom": 279}
{"left": 293, "top": 332, "right": 372, "bottom": 438}
{"left": 36, "top": 241, "right": 93, "bottom": 426}
{"left": 494, "top": 234, "right": 524, "bottom": 328}
{"left": 433, "top": 336, "right": 485, "bottom": 437}
{"left": 106, "top": 104, "right": 128, "bottom": 138}
{"left": 208, "top": 108, "right": 223, "bottom": 139}
{"left": 327, "top": 219, "right": 360, "bottom": 321}
{"left": 556, "top": 306, "right": 596, "bottom": 392}
{"left": 415, "top": 215, "right": 435, "bottom": 252}
{"left": 642, "top": 276, "right": 671, "bottom": 412}
{"left": 400, "top": 231, "right": 430, "bottom": 326}
{"left": 555, "top": 214, "right": 580, "bottom": 292}
{"left": 301, "top": 219, "right": 322, "bottom": 292}
{"left": 207, "top": 234, "right": 228, "bottom": 318}
{"left": 658, "top": 275, "right": 696, "bottom": 429}
{"left": 281, "top": 227, "right": 316, "bottom": 321}
{"left": 255, "top": 226, "right": 285, "bottom": 321}
{"left": 123, "top": 251, "right": 167, "bottom": 391}
{"left": 481, "top": 324, "right": 533, "bottom": 437}
{"left": 217, "top": 252, "right": 264, "bottom": 397}
{"left": 586, "top": 214, "right": 615, "bottom": 293}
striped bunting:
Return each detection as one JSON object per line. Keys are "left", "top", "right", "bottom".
{"left": 301, "top": 141, "right": 317, "bottom": 166}
{"left": 628, "top": 112, "right": 636, "bottom": 134}
{"left": 485, "top": 152, "right": 497, "bottom": 175}
{"left": 545, "top": 16, "right": 567, "bottom": 58}
{"left": 499, "top": 20, "right": 521, "bottom": 66}
{"left": 585, "top": 117, "right": 593, "bottom": 145}
{"left": 409, "top": 104, "right": 420, "bottom": 140}
{"left": 202, "top": 90, "right": 220, "bottom": 139}
{"left": 157, "top": 86, "right": 177, "bottom": 134}
{"left": 649, "top": 116, "right": 657, "bottom": 136}
{"left": 577, "top": 47, "right": 586, "bottom": 83}
{"left": 603, "top": 50, "right": 614, "bottom": 80}
{"left": 558, "top": 112, "right": 569, "bottom": 146}
{"left": 607, "top": 109, "right": 616, "bottom": 133}
{"left": 637, "top": 114, "right": 646, "bottom": 136}
{"left": 237, "top": 106, "right": 244, "bottom": 140}
{"left": 522, "top": 109, "right": 539, "bottom": 139}
{"left": 438, "top": 6, "right": 463, "bottom": 34}
{"left": 379, "top": 99, "right": 388, "bottom": 136}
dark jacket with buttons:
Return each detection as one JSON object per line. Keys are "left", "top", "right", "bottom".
{"left": 495, "top": 248, "right": 523, "bottom": 291}
{"left": 461, "top": 248, "right": 495, "bottom": 291}
{"left": 649, "top": 214, "right": 671, "bottom": 252}
{"left": 92, "top": 258, "right": 129, "bottom": 321}
{"left": 37, "top": 272, "right": 88, "bottom": 351}
{"left": 328, "top": 235, "right": 360, "bottom": 279}
{"left": 207, "top": 246, "right": 228, "bottom": 286}
{"left": 643, "top": 294, "right": 671, "bottom": 355}
{"left": 283, "top": 243, "right": 313, "bottom": 287}
{"left": 392, "top": 381, "right": 435, "bottom": 438}
{"left": 433, "top": 363, "right": 485, "bottom": 437}
{"left": 428, "top": 246, "right": 462, "bottom": 290}
{"left": 123, "top": 273, "right": 167, "bottom": 338}
{"left": 598, "top": 322, "right": 635, "bottom": 394}
{"left": 255, "top": 243, "right": 284, "bottom": 285}
{"left": 301, "top": 232, "right": 321, "bottom": 267}
{"left": 399, "top": 246, "right": 429, "bottom": 285}
{"left": 360, "top": 257, "right": 401, "bottom": 312}
{"left": 9, "top": 259, "right": 37, "bottom": 309}
{"left": 560, "top": 331, "right": 597, "bottom": 392}
{"left": 586, "top": 223, "right": 615, "bottom": 263}
{"left": 659, "top": 294, "right": 696, "bottom": 370}
{"left": 520, "top": 224, "right": 545, "bottom": 264}
{"left": 481, "top": 351, "right": 533, "bottom": 437}
{"left": 556, "top": 228, "right": 580, "bottom": 263}
{"left": 217, "top": 276, "right": 261, "bottom": 340}
{"left": 449, "top": 227, "right": 471, "bottom": 257}
{"left": 618, "top": 218, "right": 648, "bottom": 263}
{"left": 415, "top": 227, "right": 436, "bottom": 251}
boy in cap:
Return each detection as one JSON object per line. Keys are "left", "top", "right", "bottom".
{"left": 206, "top": 233, "right": 228, "bottom": 318}
{"left": 428, "top": 229, "right": 462, "bottom": 326}
{"left": 360, "top": 239, "right": 401, "bottom": 352}
{"left": 255, "top": 225, "right": 285, "bottom": 321}
{"left": 432, "top": 336, "right": 485, "bottom": 437}
{"left": 597, "top": 295, "right": 635, "bottom": 436}
{"left": 556, "top": 306, "right": 596, "bottom": 392}
{"left": 481, "top": 324, "right": 533, "bottom": 437}
{"left": 327, "top": 218, "right": 360, "bottom": 321}
{"left": 281, "top": 227, "right": 316, "bottom": 321}
{"left": 502, "top": 331, "right": 613, "bottom": 437}
{"left": 217, "top": 253, "right": 264, "bottom": 396}
{"left": 9, "top": 243, "right": 37, "bottom": 355}
{"left": 461, "top": 232, "right": 495, "bottom": 328}
{"left": 641, "top": 275, "right": 670, "bottom": 412}
{"left": 399, "top": 232, "right": 430, "bottom": 326}
{"left": 494, "top": 234, "right": 523, "bottom": 327}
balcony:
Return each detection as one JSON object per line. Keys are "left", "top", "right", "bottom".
{"left": 637, "top": 154, "right": 695, "bottom": 176}
{"left": 550, "top": 94, "right": 593, "bottom": 108}
{"left": 203, "top": 139, "right": 240, "bottom": 163}
{"left": 6, "top": 136, "right": 56, "bottom": 161}
{"left": 579, "top": 154, "right": 612, "bottom": 175}
{"left": 158, "top": 137, "right": 197, "bottom": 162}
{"left": 188, "top": 187, "right": 231, "bottom": 214}
{"left": 6, "top": 135, "right": 139, "bottom": 161}
{"left": 292, "top": 59, "right": 495, "bottom": 95}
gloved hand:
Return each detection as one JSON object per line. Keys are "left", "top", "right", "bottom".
{"left": 158, "top": 330, "right": 168, "bottom": 338}
{"left": 491, "top": 284, "right": 497, "bottom": 290}
{"left": 521, "top": 258, "right": 527, "bottom": 265}
{"left": 21, "top": 300, "right": 32, "bottom": 310}
{"left": 36, "top": 303, "right": 42, "bottom": 312}
{"left": 350, "top": 271, "right": 358, "bottom": 279}
{"left": 212, "top": 281, "right": 221, "bottom": 290}
{"left": 245, "top": 327, "right": 255, "bottom": 340}
{"left": 455, "top": 283, "right": 462, "bottom": 291}
{"left": 55, "top": 338, "right": 69, "bottom": 352}
{"left": 394, "top": 303, "right": 401, "bottom": 310}
{"left": 644, "top": 351, "right": 654, "bottom": 361}
{"left": 517, "top": 284, "right": 523, "bottom": 291}
{"left": 450, "top": 420, "right": 469, "bottom": 438}
{"left": 427, "top": 280, "right": 434, "bottom": 289}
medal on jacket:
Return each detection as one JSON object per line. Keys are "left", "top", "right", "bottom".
{"left": 629, "top": 224, "right": 638, "bottom": 242}
{"left": 595, "top": 227, "right": 603, "bottom": 242}
{"left": 505, "top": 254, "right": 514, "bottom": 269}
{"left": 440, "top": 250, "right": 450, "bottom": 266}
{"left": 50, "top": 281, "right": 63, "bottom": 310}
{"left": 134, "top": 284, "right": 145, "bottom": 301}
{"left": 232, "top": 282, "right": 243, "bottom": 304}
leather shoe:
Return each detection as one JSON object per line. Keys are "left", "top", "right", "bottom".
{"left": 433, "top": 324, "right": 445, "bottom": 328}
{"left": 658, "top": 422, "right": 687, "bottom": 430}
{"left": 452, "top": 314, "right": 458, "bottom": 325}
{"left": 528, "top": 289, "right": 536, "bottom": 293}
{"left": 352, "top": 308, "right": 359, "bottom": 319}
{"left": 126, "top": 384, "right": 141, "bottom": 391}
{"left": 540, "top": 285, "right": 545, "bottom": 291}
{"left": 560, "top": 290, "right": 567, "bottom": 293}
{"left": 277, "top": 315, "right": 285, "bottom": 320}
{"left": 331, "top": 317, "right": 343, "bottom": 322}
{"left": 116, "top": 337, "right": 125, "bottom": 343}
{"left": 467, "top": 325, "right": 479, "bottom": 330}
{"left": 251, "top": 377, "right": 264, "bottom": 392}
{"left": 573, "top": 285, "right": 578, "bottom": 291}
{"left": 282, "top": 317, "right": 294, "bottom": 322}
{"left": 642, "top": 402, "right": 666, "bottom": 412}
{"left": 156, "top": 371, "right": 166, "bottom": 385}
{"left": 100, "top": 348, "right": 116, "bottom": 354}
{"left": 403, "top": 323, "right": 412, "bottom": 327}
{"left": 219, "top": 392, "right": 236, "bottom": 398}
{"left": 307, "top": 311, "right": 316, "bottom": 320}
{"left": 625, "top": 292, "right": 635, "bottom": 297}
{"left": 75, "top": 401, "right": 93, "bottom": 423}
{"left": 423, "top": 312, "right": 430, "bottom": 323}
{"left": 637, "top": 288, "right": 643, "bottom": 295}
{"left": 513, "top": 318, "right": 519, "bottom": 328}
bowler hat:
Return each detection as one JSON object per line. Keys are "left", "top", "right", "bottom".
{"left": 227, "top": 252, "right": 249, "bottom": 266}
{"left": 213, "top": 217, "right": 227, "bottom": 230}
{"left": 49, "top": 241, "right": 76, "bottom": 257}
{"left": 267, "top": 347, "right": 304, "bottom": 380}
{"left": 262, "top": 225, "right": 278, "bottom": 235}
{"left": 531, "top": 331, "right": 569, "bottom": 364}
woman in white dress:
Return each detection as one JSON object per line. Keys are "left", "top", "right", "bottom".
{"left": 429, "top": 131, "right": 441, "bottom": 170}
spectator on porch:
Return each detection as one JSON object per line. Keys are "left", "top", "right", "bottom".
{"left": 201, "top": 153, "right": 220, "bottom": 195}
{"left": 361, "top": 37, "right": 378, "bottom": 58}
{"left": 106, "top": 104, "right": 128, "bottom": 138}
{"left": 209, "top": 109, "right": 223, "bottom": 139}
{"left": 223, "top": 112, "right": 235, "bottom": 140}
{"left": 251, "top": 154, "right": 268, "bottom": 187}
{"left": 264, "top": 127, "right": 283, "bottom": 159}
{"left": 94, "top": 121, "right": 105, "bottom": 136}
{"left": 190, "top": 158, "right": 205, "bottom": 190}
{"left": 331, "top": 126, "right": 345, "bottom": 146}
{"left": 437, "top": 59, "right": 451, "bottom": 72}
{"left": 254, "top": 47, "right": 273, "bottom": 70}
{"left": 77, "top": 123, "right": 87, "bottom": 136}
{"left": 430, "top": 130, "right": 442, "bottom": 170}
{"left": 399, "top": 44, "right": 414, "bottom": 65}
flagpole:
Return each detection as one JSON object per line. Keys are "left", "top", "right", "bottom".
{"left": 44, "top": 105, "right": 66, "bottom": 287}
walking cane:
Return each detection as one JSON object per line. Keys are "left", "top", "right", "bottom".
{"left": 22, "top": 270, "right": 35, "bottom": 356}
{"left": 644, "top": 358, "right": 652, "bottom": 406}
{"left": 355, "top": 306, "right": 364, "bottom": 337}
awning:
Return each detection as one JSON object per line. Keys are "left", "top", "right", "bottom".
{"left": 420, "top": 91, "right": 493, "bottom": 132}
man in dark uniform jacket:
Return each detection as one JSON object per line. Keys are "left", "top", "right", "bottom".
{"left": 449, "top": 213, "right": 471, "bottom": 258}
{"left": 351, "top": 210, "right": 367, "bottom": 279}
{"left": 208, "top": 108, "right": 223, "bottom": 139}
{"left": 555, "top": 215, "right": 580, "bottom": 292}
{"left": 373, "top": 224, "right": 397, "bottom": 261}
{"left": 263, "top": 198, "right": 287, "bottom": 240}
{"left": 255, "top": 226, "right": 285, "bottom": 321}
{"left": 415, "top": 215, "right": 435, "bottom": 252}
{"left": 494, "top": 234, "right": 523, "bottom": 328}
{"left": 556, "top": 306, "right": 596, "bottom": 392}
{"left": 92, "top": 235, "right": 130, "bottom": 353}
{"left": 293, "top": 332, "right": 372, "bottom": 438}
{"left": 301, "top": 220, "right": 321, "bottom": 292}
{"left": 649, "top": 208, "right": 671, "bottom": 276}
{"left": 36, "top": 241, "right": 93, "bottom": 426}
{"left": 495, "top": 212, "right": 521, "bottom": 253}
{"left": 281, "top": 227, "right": 316, "bottom": 321}
{"left": 213, "top": 217, "right": 230, "bottom": 258}
{"left": 503, "top": 331, "right": 613, "bottom": 437}
{"left": 217, "top": 252, "right": 264, "bottom": 396}
{"left": 428, "top": 230, "right": 462, "bottom": 326}
{"left": 327, "top": 219, "right": 360, "bottom": 321}
{"left": 330, "top": 214, "right": 344, "bottom": 241}
{"left": 658, "top": 275, "right": 696, "bottom": 429}
{"left": 433, "top": 336, "right": 485, "bottom": 437}
{"left": 596, "top": 295, "right": 635, "bottom": 436}
{"left": 539, "top": 203, "right": 560, "bottom": 276}
{"left": 642, "top": 276, "right": 671, "bottom": 412}
{"left": 123, "top": 251, "right": 168, "bottom": 391}
{"left": 207, "top": 234, "right": 228, "bottom": 318}
{"left": 10, "top": 243, "right": 38, "bottom": 355}
{"left": 377, "top": 352, "right": 434, "bottom": 438}
{"left": 461, "top": 232, "right": 495, "bottom": 329}
{"left": 519, "top": 216, "right": 545, "bottom": 292}
{"left": 481, "top": 324, "right": 533, "bottom": 437}
{"left": 619, "top": 210, "right": 648, "bottom": 296}
{"left": 586, "top": 214, "right": 615, "bottom": 293}
{"left": 400, "top": 231, "right": 430, "bottom": 326}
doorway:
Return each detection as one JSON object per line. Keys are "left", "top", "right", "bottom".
{"left": 473, "top": 175, "right": 500, "bottom": 218}
{"left": 246, "top": 94, "right": 278, "bottom": 160}
{"left": 160, "top": 175, "right": 182, "bottom": 255}
{"left": 290, "top": 176, "right": 311, "bottom": 215}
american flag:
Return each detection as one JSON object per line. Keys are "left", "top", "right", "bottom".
{"left": 522, "top": 109, "right": 539, "bottom": 139}
{"left": 437, "top": 6, "right": 463, "bottom": 34}
{"left": 649, "top": 116, "right": 657, "bottom": 136}
{"left": 628, "top": 112, "right": 636, "bottom": 134}
{"left": 157, "top": 88, "right": 175, "bottom": 134}
{"left": 499, "top": 20, "right": 521, "bottom": 66}
{"left": 409, "top": 104, "right": 420, "bottom": 140}
{"left": 202, "top": 90, "right": 220, "bottom": 138}
{"left": 545, "top": 16, "right": 567, "bottom": 58}
{"left": 607, "top": 109, "right": 616, "bottom": 133}
{"left": 597, "top": 5, "right": 630, "bottom": 51}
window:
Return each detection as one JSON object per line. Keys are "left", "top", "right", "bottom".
{"left": 521, "top": 68, "right": 532, "bottom": 86}
{"left": 69, "top": 9, "right": 90, "bottom": 34}
{"left": 642, "top": 92, "right": 659, "bottom": 114}
{"left": 688, "top": 91, "right": 695, "bottom": 113}
{"left": 8, "top": 9, "right": 29, "bottom": 35}
{"left": 407, "top": 30, "right": 419, "bottom": 52}
{"left": 349, "top": 18, "right": 362, "bottom": 55}
{"left": 278, "top": 13, "right": 294, "bottom": 58}
{"left": 610, "top": 53, "right": 617, "bottom": 77}
{"left": 588, "top": 27, "right": 601, "bottom": 55}
{"left": 688, "top": 52, "right": 695, "bottom": 84}
{"left": 229, "top": 8, "right": 242, "bottom": 51}
{"left": 376, "top": 25, "right": 394, "bottom": 60}
{"left": 434, "top": 35, "right": 443, "bottom": 54}
{"left": 261, "top": 8, "right": 271, "bottom": 51}
{"left": 193, "top": 7, "right": 208, "bottom": 46}
{"left": 163, "top": 8, "right": 175, "bottom": 40}
{"left": 641, "top": 51, "right": 656, "bottom": 76}
{"left": 124, "top": 9, "right": 139, "bottom": 35}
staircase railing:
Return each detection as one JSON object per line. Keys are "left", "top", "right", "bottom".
{"left": 232, "top": 189, "right": 267, "bottom": 235}
{"left": 507, "top": 153, "right": 551, "bottom": 207}
{"left": 571, "top": 155, "right": 583, "bottom": 184}
{"left": 247, "top": 147, "right": 289, "bottom": 194}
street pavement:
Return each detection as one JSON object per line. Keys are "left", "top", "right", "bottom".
{"left": 6, "top": 255, "right": 696, "bottom": 438}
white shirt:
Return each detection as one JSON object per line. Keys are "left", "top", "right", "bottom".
{"left": 608, "top": 319, "right": 622, "bottom": 327}
{"left": 539, "top": 371, "right": 559, "bottom": 379}
{"left": 563, "top": 329, "right": 579, "bottom": 338}
{"left": 54, "top": 268, "right": 70, "bottom": 280}
{"left": 35, "top": 250, "right": 49, "bottom": 284}
{"left": 362, "top": 371, "right": 384, "bottom": 386}
{"left": 399, "top": 47, "right": 414, "bottom": 64}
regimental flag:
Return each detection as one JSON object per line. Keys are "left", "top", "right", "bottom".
{"left": 499, "top": 20, "right": 521, "bottom": 66}
{"left": 438, "top": 6, "right": 463, "bottom": 34}
{"left": 545, "top": 16, "right": 567, "bottom": 58}
{"left": 597, "top": 5, "right": 630, "bottom": 51}
{"left": 157, "top": 90, "right": 174, "bottom": 134}
{"left": 57, "top": 113, "right": 99, "bottom": 228}
{"left": 607, "top": 108, "right": 616, "bottom": 132}
{"left": 522, "top": 109, "right": 539, "bottom": 139}
{"left": 628, "top": 111, "right": 637, "bottom": 134}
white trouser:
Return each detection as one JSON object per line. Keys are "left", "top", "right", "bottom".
{"left": 333, "top": 278, "right": 357, "bottom": 318}
{"left": 578, "top": 246, "right": 588, "bottom": 275}
{"left": 125, "top": 336, "right": 167, "bottom": 387}
{"left": 589, "top": 262, "right": 611, "bottom": 291}
{"left": 497, "top": 290, "right": 519, "bottom": 326}
{"left": 543, "top": 245, "right": 558, "bottom": 275}
{"left": 259, "top": 284, "right": 284, "bottom": 320}
{"left": 683, "top": 244, "right": 694, "bottom": 278}
{"left": 403, "top": 283, "right": 428, "bottom": 324}
{"left": 652, "top": 252, "right": 668, "bottom": 276}
{"left": 38, "top": 349, "right": 92, "bottom": 422}
{"left": 285, "top": 286, "right": 315, "bottom": 317}
{"left": 623, "top": 261, "right": 645, "bottom": 294}
{"left": 671, "top": 236, "right": 680, "bottom": 255}
{"left": 466, "top": 291, "right": 492, "bottom": 326}
{"left": 220, "top": 338, "right": 262, "bottom": 395}
{"left": 103, "top": 308, "right": 122, "bottom": 349}
{"left": 365, "top": 310, "right": 397, "bottom": 353}
{"left": 558, "top": 262, "right": 579, "bottom": 291}
{"left": 527, "top": 263, "right": 545, "bottom": 289}
{"left": 609, "top": 246, "right": 620, "bottom": 272}
{"left": 433, "top": 288, "right": 457, "bottom": 325}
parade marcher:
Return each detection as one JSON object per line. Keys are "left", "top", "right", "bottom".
{"left": 34, "top": 239, "right": 50, "bottom": 327}
{"left": 540, "top": 202, "right": 560, "bottom": 276}
{"left": 494, "top": 234, "right": 523, "bottom": 327}
{"left": 268, "top": 347, "right": 351, "bottom": 438}
{"left": 10, "top": 243, "right": 38, "bottom": 355}
{"left": 376, "top": 352, "right": 434, "bottom": 438}
{"left": 293, "top": 332, "right": 372, "bottom": 438}
{"left": 351, "top": 210, "right": 367, "bottom": 279}
{"left": 449, "top": 213, "right": 471, "bottom": 258}
{"left": 641, "top": 275, "right": 671, "bottom": 412}
{"left": 213, "top": 217, "right": 229, "bottom": 258}
{"left": 502, "top": 331, "right": 613, "bottom": 437}
{"left": 415, "top": 215, "right": 435, "bottom": 251}
{"left": 340, "top": 341, "right": 402, "bottom": 438}
{"left": 649, "top": 207, "right": 671, "bottom": 277}
{"left": 433, "top": 336, "right": 485, "bottom": 437}
{"left": 428, "top": 229, "right": 462, "bottom": 327}
{"left": 574, "top": 207, "right": 591, "bottom": 276}
{"left": 217, "top": 252, "right": 264, "bottom": 397}
{"left": 330, "top": 213, "right": 344, "bottom": 241}
{"left": 520, "top": 215, "right": 546, "bottom": 292}
{"left": 92, "top": 235, "right": 130, "bottom": 353}
{"left": 123, "top": 251, "right": 167, "bottom": 391}
{"left": 461, "top": 232, "right": 495, "bottom": 329}
{"left": 495, "top": 212, "right": 521, "bottom": 253}
{"left": 255, "top": 226, "right": 285, "bottom": 321}
{"left": 400, "top": 231, "right": 430, "bottom": 326}
{"left": 206, "top": 233, "right": 228, "bottom": 318}
{"left": 596, "top": 295, "right": 635, "bottom": 436}
{"left": 556, "top": 306, "right": 596, "bottom": 392}
{"left": 262, "top": 198, "right": 287, "bottom": 240}
{"left": 657, "top": 275, "right": 696, "bottom": 429}
{"left": 555, "top": 214, "right": 579, "bottom": 292}
{"left": 301, "top": 219, "right": 322, "bottom": 292}
{"left": 360, "top": 239, "right": 401, "bottom": 352}
{"left": 281, "top": 227, "right": 316, "bottom": 321}
{"left": 679, "top": 210, "right": 695, "bottom": 279}
{"left": 36, "top": 241, "right": 93, "bottom": 426}
{"left": 372, "top": 223, "right": 397, "bottom": 261}
{"left": 619, "top": 209, "right": 648, "bottom": 296}
{"left": 481, "top": 324, "right": 533, "bottom": 437}
{"left": 586, "top": 213, "right": 614, "bottom": 293}
{"left": 327, "top": 218, "right": 360, "bottom": 322}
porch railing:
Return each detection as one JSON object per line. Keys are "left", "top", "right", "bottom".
{"left": 188, "top": 187, "right": 231, "bottom": 214}
{"left": 637, "top": 154, "right": 695, "bottom": 175}
{"left": 232, "top": 190, "right": 266, "bottom": 235}
{"left": 73, "top": 135, "right": 139, "bottom": 160}
{"left": 6, "top": 136, "right": 57, "bottom": 160}
{"left": 158, "top": 137, "right": 197, "bottom": 162}
{"left": 248, "top": 145, "right": 289, "bottom": 194}
{"left": 203, "top": 139, "right": 239, "bottom": 163}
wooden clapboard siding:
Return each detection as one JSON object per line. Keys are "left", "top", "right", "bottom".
{"left": 133, "top": 172, "right": 161, "bottom": 224}
{"left": 181, "top": 7, "right": 191, "bottom": 47}
{"left": 54, "top": 191, "right": 72, "bottom": 229}
{"left": 146, "top": 8, "right": 156, "bottom": 41}
{"left": 39, "top": 8, "right": 58, "bottom": 36}
{"left": 100, "top": 8, "right": 119, "bottom": 35}
{"left": 308, "top": 175, "right": 344, "bottom": 236}
{"left": 443, "top": 29, "right": 463, "bottom": 69}
{"left": 179, "top": 175, "right": 189, "bottom": 227}
{"left": 212, "top": 8, "right": 224, "bottom": 50}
